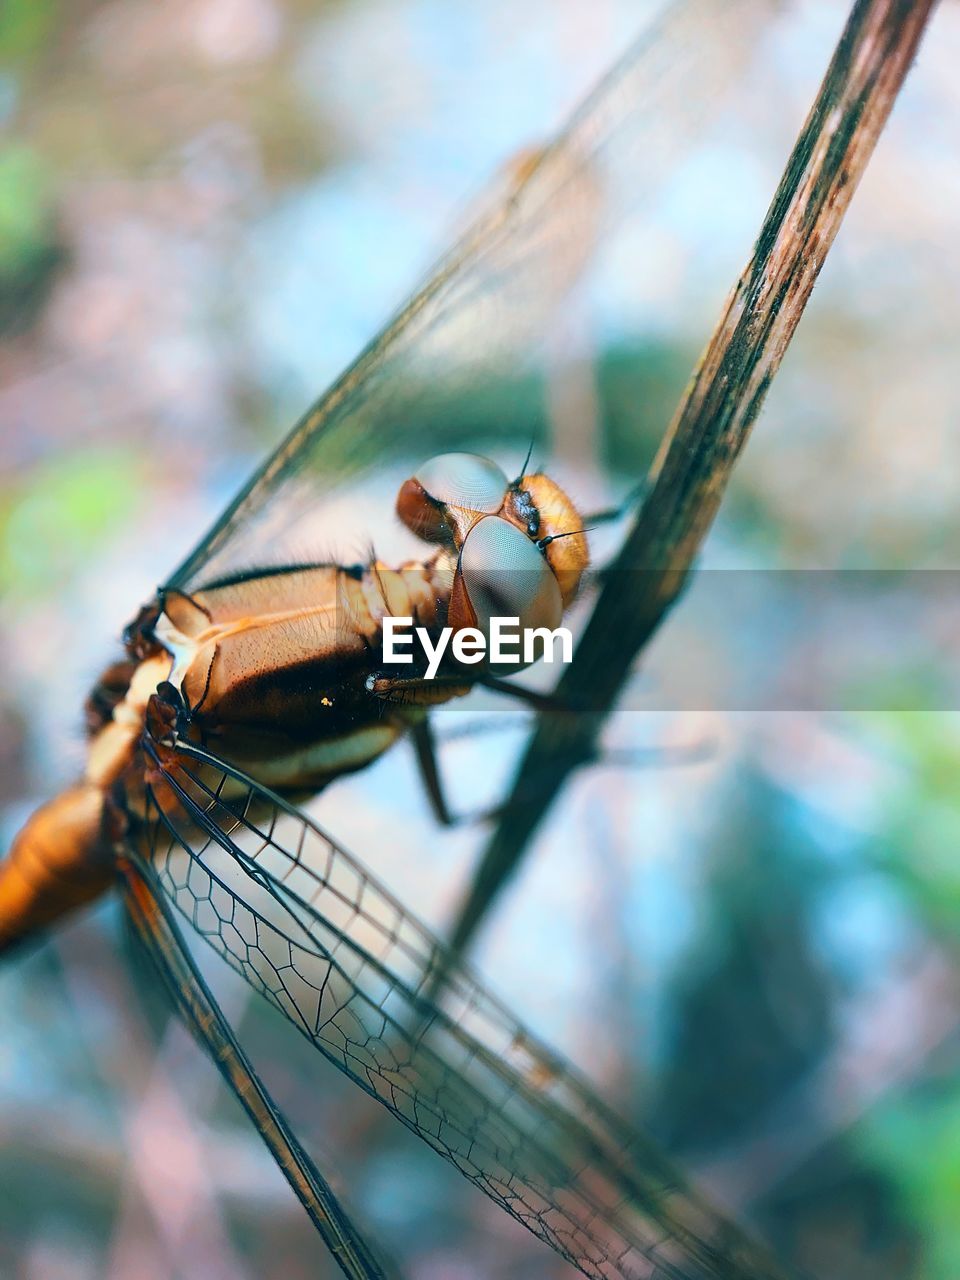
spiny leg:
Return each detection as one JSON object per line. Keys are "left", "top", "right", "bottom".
{"left": 579, "top": 479, "right": 648, "bottom": 527}
{"left": 409, "top": 717, "right": 456, "bottom": 827}
{"left": 385, "top": 678, "right": 708, "bottom": 826}
{"left": 409, "top": 716, "right": 524, "bottom": 828}
{"left": 476, "top": 675, "right": 571, "bottom": 713}
{"left": 365, "top": 671, "right": 472, "bottom": 707}
{"left": 375, "top": 674, "right": 569, "bottom": 826}
{"left": 598, "top": 739, "right": 715, "bottom": 769}
{"left": 430, "top": 714, "right": 535, "bottom": 744}
{"left": 368, "top": 669, "right": 571, "bottom": 716}
{"left": 118, "top": 854, "right": 399, "bottom": 1280}
{"left": 432, "top": 716, "right": 713, "bottom": 767}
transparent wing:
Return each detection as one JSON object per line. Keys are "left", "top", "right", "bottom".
{"left": 168, "top": 0, "right": 777, "bottom": 593}
{"left": 119, "top": 854, "right": 398, "bottom": 1280}
{"left": 137, "top": 734, "right": 787, "bottom": 1280}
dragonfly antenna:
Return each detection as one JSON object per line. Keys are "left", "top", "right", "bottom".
{"left": 514, "top": 436, "right": 537, "bottom": 483}
{"left": 537, "top": 527, "right": 592, "bottom": 550}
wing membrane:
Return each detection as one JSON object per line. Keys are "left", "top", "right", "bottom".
{"left": 119, "top": 855, "right": 396, "bottom": 1280}
{"left": 137, "top": 735, "right": 785, "bottom": 1280}
{"left": 168, "top": 0, "right": 776, "bottom": 593}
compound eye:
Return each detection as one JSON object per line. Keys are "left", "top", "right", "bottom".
{"left": 459, "top": 516, "right": 562, "bottom": 639}
{"left": 397, "top": 453, "right": 509, "bottom": 544}
{"left": 415, "top": 453, "right": 508, "bottom": 513}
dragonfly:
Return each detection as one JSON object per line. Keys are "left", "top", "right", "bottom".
{"left": 1, "top": 1, "right": 789, "bottom": 1277}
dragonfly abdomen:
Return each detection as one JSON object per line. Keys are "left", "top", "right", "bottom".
{"left": 0, "top": 653, "right": 172, "bottom": 953}
{"left": 0, "top": 785, "right": 116, "bottom": 953}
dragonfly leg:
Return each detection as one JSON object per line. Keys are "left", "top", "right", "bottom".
{"left": 410, "top": 717, "right": 456, "bottom": 826}
{"left": 118, "top": 854, "right": 399, "bottom": 1280}
{"left": 411, "top": 717, "right": 513, "bottom": 827}
{"left": 593, "top": 737, "right": 716, "bottom": 770}
{"left": 579, "top": 479, "right": 648, "bottom": 527}
{"left": 371, "top": 669, "right": 572, "bottom": 715}
{"left": 475, "top": 676, "right": 572, "bottom": 713}
{"left": 431, "top": 714, "right": 533, "bottom": 744}
{"left": 416, "top": 709, "right": 712, "bottom": 828}
{"left": 365, "top": 672, "right": 471, "bottom": 707}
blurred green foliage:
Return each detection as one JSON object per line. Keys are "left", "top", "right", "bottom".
{"left": 654, "top": 772, "right": 835, "bottom": 1154}
{"left": 0, "top": 0, "right": 56, "bottom": 62}
{"left": 0, "top": 449, "right": 146, "bottom": 598}
{"left": 0, "top": 146, "right": 51, "bottom": 270}
{"left": 873, "top": 714, "right": 960, "bottom": 941}
{"left": 861, "top": 1093, "right": 960, "bottom": 1280}
{"left": 0, "top": 143, "right": 64, "bottom": 334}
{"left": 851, "top": 712, "right": 960, "bottom": 1278}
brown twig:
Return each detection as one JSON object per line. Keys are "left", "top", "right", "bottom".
{"left": 447, "top": 0, "right": 939, "bottom": 957}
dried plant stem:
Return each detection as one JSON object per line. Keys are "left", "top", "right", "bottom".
{"left": 450, "top": 0, "right": 938, "bottom": 955}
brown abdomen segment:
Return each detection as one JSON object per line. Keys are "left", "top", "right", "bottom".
{"left": 0, "top": 785, "right": 116, "bottom": 954}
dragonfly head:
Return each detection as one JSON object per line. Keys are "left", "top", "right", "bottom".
{"left": 396, "top": 452, "right": 589, "bottom": 660}
{"left": 508, "top": 471, "right": 590, "bottom": 610}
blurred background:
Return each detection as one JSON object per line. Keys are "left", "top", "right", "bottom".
{"left": 2, "top": 1, "right": 960, "bottom": 1277}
